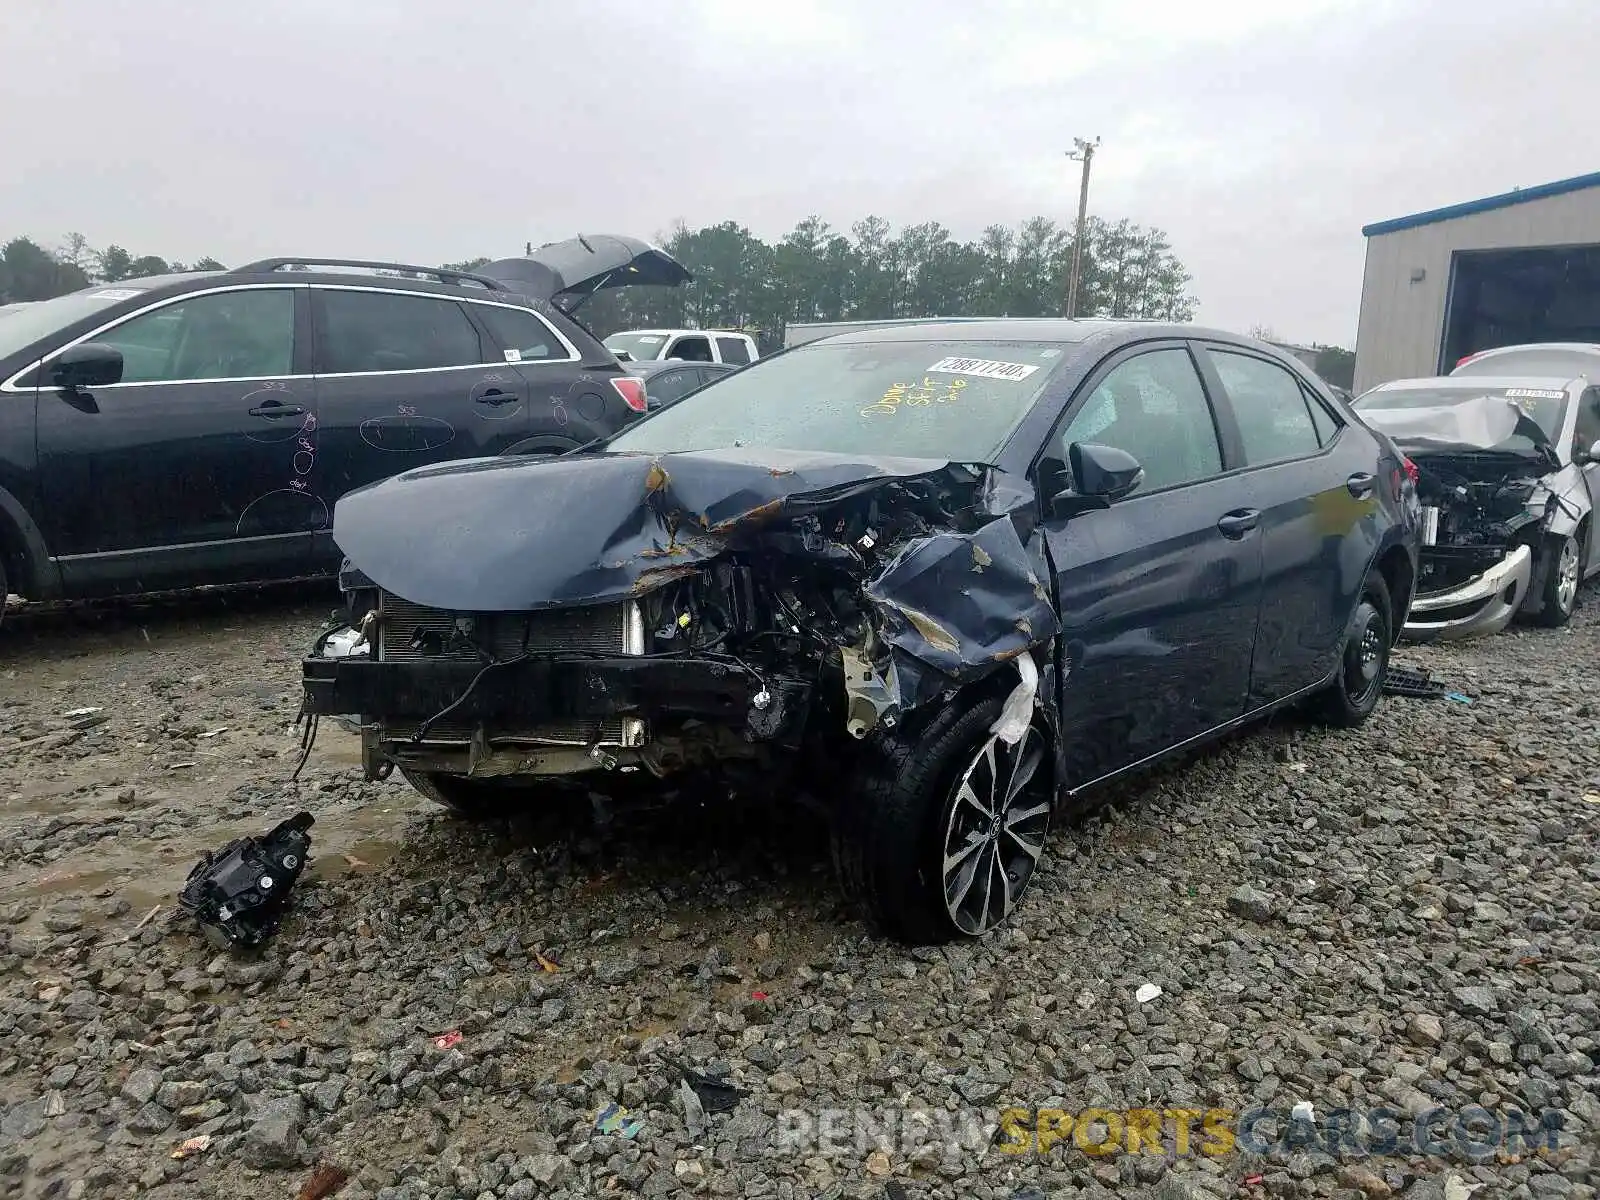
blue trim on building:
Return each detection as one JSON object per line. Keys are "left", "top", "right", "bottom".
{"left": 1361, "top": 170, "right": 1600, "bottom": 238}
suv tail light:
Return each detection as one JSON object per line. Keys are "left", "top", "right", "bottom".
{"left": 1402, "top": 456, "right": 1419, "bottom": 486}
{"left": 1454, "top": 352, "right": 1480, "bottom": 368}
{"left": 609, "top": 377, "right": 648, "bottom": 413}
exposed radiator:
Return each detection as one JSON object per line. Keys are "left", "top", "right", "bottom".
{"left": 376, "top": 592, "right": 645, "bottom": 747}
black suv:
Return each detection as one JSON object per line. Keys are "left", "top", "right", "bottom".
{"left": 0, "top": 236, "right": 689, "bottom": 616}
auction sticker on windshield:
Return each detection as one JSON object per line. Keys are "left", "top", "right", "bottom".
{"left": 927, "top": 356, "right": 1040, "bottom": 382}
{"left": 1504, "top": 388, "right": 1566, "bottom": 400}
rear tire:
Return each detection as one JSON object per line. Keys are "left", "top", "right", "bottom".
{"left": 1311, "top": 570, "right": 1392, "bottom": 728}
{"left": 1532, "top": 534, "right": 1581, "bottom": 628}
{"left": 832, "top": 697, "right": 1055, "bottom": 945}
{"left": 0, "top": 554, "right": 8, "bottom": 632}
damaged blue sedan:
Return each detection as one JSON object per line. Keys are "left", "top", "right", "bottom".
{"left": 302, "top": 320, "right": 1420, "bottom": 944}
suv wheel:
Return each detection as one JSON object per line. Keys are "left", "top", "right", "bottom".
{"left": 1311, "top": 570, "right": 1392, "bottom": 728}
{"left": 833, "top": 696, "right": 1055, "bottom": 945}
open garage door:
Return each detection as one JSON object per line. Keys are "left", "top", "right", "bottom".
{"left": 1440, "top": 243, "right": 1600, "bottom": 371}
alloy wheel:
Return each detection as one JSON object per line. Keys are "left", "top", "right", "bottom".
{"left": 1555, "top": 537, "right": 1580, "bottom": 614}
{"left": 940, "top": 725, "right": 1051, "bottom": 936}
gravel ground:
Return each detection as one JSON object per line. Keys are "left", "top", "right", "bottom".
{"left": 1, "top": 582, "right": 1596, "bottom": 1200}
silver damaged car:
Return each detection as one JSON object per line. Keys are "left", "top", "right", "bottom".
{"left": 1353, "top": 374, "right": 1600, "bottom": 639}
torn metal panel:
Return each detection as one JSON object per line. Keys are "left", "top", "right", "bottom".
{"left": 328, "top": 447, "right": 972, "bottom": 613}
{"left": 862, "top": 516, "right": 1060, "bottom": 678}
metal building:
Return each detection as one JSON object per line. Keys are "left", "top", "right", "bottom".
{"left": 1352, "top": 170, "right": 1600, "bottom": 394}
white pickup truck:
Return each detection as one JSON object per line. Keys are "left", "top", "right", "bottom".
{"left": 603, "top": 328, "right": 759, "bottom": 366}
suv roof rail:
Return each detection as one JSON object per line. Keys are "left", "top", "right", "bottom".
{"left": 230, "top": 258, "right": 506, "bottom": 291}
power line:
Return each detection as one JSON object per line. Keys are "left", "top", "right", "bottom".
{"left": 1065, "top": 137, "right": 1101, "bottom": 319}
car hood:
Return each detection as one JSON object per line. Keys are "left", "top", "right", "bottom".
{"left": 478, "top": 235, "right": 692, "bottom": 301}
{"left": 330, "top": 447, "right": 977, "bottom": 612}
{"left": 1358, "top": 394, "right": 1558, "bottom": 462}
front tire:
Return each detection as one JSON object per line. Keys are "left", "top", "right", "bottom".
{"left": 1532, "top": 534, "right": 1581, "bottom": 628}
{"left": 400, "top": 768, "right": 525, "bottom": 819}
{"left": 832, "top": 697, "right": 1055, "bottom": 945}
{"left": 1311, "top": 570, "right": 1392, "bottom": 728}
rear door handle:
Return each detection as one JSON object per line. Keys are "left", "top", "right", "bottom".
{"left": 248, "top": 402, "right": 305, "bottom": 418}
{"left": 1217, "top": 508, "right": 1260, "bottom": 538}
{"left": 474, "top": 389, "right": 518, "bottom": 406}
{"left": 1346, "top": 472, "right": 1377, "bottom": 498}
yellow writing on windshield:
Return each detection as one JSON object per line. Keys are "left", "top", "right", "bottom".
{"left": 861, "top": 376, "right": 967, "bottom": 417}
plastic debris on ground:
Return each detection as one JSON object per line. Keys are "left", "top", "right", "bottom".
{"left": 431, "top": 1031, "right": 463, "bottom": 1050}
{"left": 678, "top": 1078, "right": 707, "bottom": 1138}
{"left": 1134, "top": 983, "right": 1163, "bottom": 1004}
{"left": 1445, "top": 691, "right": 1473, "bottom": 704}
{"left": 176, "top": 812, "right": 315, "bottom": 951}
{"left": 594, "top": 1102, "right": 645, "bottom": 1139}
{"left": 1383, "top": 666, "right": 1448, "bottom": 698}
{"left": 677, "top": 1064, "right": 744, "bottom": 1114}
{"left": 1290, "top": 1100, "right": 1315, "bottom": 1122}
{"left": 296, "top": 1163, "right": 353, "bottom": 1200}
{"left": 171, "top": 1134, "right": 212, "bottom": 1160}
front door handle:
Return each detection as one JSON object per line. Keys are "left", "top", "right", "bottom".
{"left": 248, "top": 402, "right": 305, "bottom": 418}
{"left": 1217, "top": 508, "right": 1261, "bottom": 538}
{"left": 474, "top": 389, "right": 519, "bottom": 407}
{"left": 1346, "top": 472, "right": 1377, "bottom": 498}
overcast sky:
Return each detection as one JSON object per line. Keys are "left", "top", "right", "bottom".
{"left": 4, "top": 0, "right": 1595, "bottom": 346}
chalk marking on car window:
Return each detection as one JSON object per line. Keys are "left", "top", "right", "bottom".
{"left": 926, "top": 356, "right": 1038, "bottom": 381}
{"left": 861, "top": 377, "right": 966, "bottom": 417}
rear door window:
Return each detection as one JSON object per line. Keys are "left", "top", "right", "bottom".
{"left": 715, "top": 336, "right": 751, "bottom": 365}
{"left": 1208, "top": 350, "right": 1323, "bottom": 465}
{"left": 471, "top": 302, "right": 571, "bottom": 363}
{"left": 1301, "top": 384, "right": 1342, "bottom": 447}
{"left": 318, "top": 289, "right": 482, "bottom": 374}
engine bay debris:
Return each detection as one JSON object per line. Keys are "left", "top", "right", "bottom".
{"left": 177, "top": 812, "right": 315, "bottom": 950}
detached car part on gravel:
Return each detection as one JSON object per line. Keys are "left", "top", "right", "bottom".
{"left": 302, "top": 322, "right": 1420, "bottom": 944}
{"left": 177, "top": 812, "right": 315, "bottom": 950}
{"left": 1354, "top": 375, "right": 1600, "bottom": 640}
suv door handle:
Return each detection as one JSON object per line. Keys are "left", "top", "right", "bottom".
{"left": 248, "top": 402, "right": 305, "bottom": 418}
{"left": 1217, "top": 509, "right": 1260, "bottom": 538}
{"left": 1346, "top": 472, "right": 1377, "bottom": 498}
{"left": 474, "top": 389, "right": 518, "bottom": 406}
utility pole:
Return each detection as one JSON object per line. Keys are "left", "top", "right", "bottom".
{"left": 1065, "top": 136, "right": 1100, "bottom": 318}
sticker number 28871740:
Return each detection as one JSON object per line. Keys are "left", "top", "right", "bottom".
{"left": 861, "top": 377, "right": 968, "bottom": 417}
{"left": 927, "top": 356, "right": 1040, "bottom": 381}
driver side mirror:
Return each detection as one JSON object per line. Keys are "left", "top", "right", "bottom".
{"left": 51, "top": 342, "right": 123, "bottom": 391}
{"left": 1579, "top": 438, "right": 1600, "bottom": 464}
{"left": 1049, "top": 441, "right": 1145, "bottom": 517}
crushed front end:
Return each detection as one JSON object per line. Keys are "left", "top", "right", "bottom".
{"left": 1405, "top": 457, "right": 1545, "bottom": 640}
{"left": 299, "top": 448, "right": 1059, "bottom": 793}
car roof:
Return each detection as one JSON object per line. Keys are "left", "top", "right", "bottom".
{"left": 608, "top": 328, "right": 750, "bottom": 338}
{"left": 71, "top": 268, "right": 560, "bottom": 312}
{"left": 807, "top": 317, "right": 1259, "bottom": 347}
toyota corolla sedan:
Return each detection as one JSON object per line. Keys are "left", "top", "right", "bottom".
{"left": 303, "top": 320, "right": 1420, "bottom": 944}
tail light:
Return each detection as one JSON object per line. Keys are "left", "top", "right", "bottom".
{"left": 609, "top": 377, "right": 648, "bottom": 413}
{"left": 1402, "top": 456, "right": 1419, "bottom": 486}
{"left": 1454, "top": 352, "right": 1480, "bottom": 368}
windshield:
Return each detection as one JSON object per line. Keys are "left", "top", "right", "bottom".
{"left": 0, "top": 286, "right": 154, "bottom": 362}
{"left": 1354, "top": 384, "right": 1568, "bottom": 455}
{"left": 606, "top": 339, "right": 1067, "bottom": 461}
{"left": 604, "top": 332, "right": 669, "bottom": 362}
